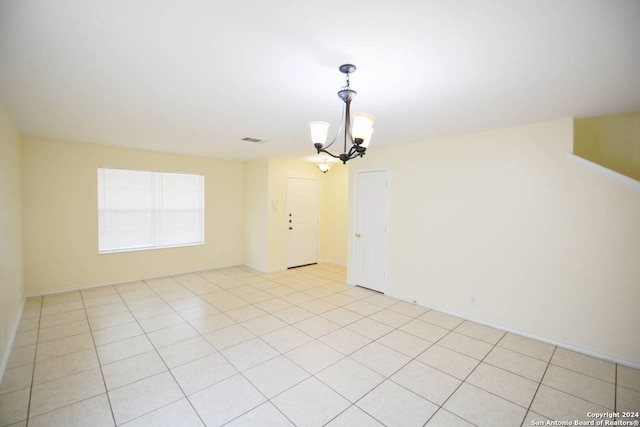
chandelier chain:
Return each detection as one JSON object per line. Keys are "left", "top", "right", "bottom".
{"left": 342, "top": 73, "right": 351, "bottom": 90}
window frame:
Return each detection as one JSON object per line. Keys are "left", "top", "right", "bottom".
{"left": 97, "top": 167, "right": 205, "bottom": 254}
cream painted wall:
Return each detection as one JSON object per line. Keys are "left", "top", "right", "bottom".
{"left": 320, "top": 163, "right": 349, "bottom": 265}
{"left": 574, "top": 112, "right": 640, "bottom": 181}
{"left": 267, "top": 158, "right": 323, "bottom": 272}
{"left": 22, "top": 138, "right": 244, "bottom": 294}
{"left": 243, "top": 159, "right": 269, "bottom": 272}
{"left": 242, "top": 158, "right": 349, "bottom": 273}
{"left": 268, "top": 158, "right": 348, "bottom": 271}
{"left": 0, "top": 103, "right": 23, "bottom": 376}
{"left": 348, "top": 119, "right": 640, "bottom": 365}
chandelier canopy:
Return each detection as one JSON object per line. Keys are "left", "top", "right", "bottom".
{"left": 309, "top": 64, "right": 376, "bottom": 164}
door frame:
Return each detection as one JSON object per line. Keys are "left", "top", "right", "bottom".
{"left": 351, "top": 168, "right": 390, "bottom": 292}
{"left": 285, "top": 176, "right": 321, "bottom": 269}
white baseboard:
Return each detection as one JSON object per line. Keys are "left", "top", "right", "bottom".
{"left": 0, "top": 297, "right": 25, "bottom": 385}
{"left": 26, "top": 261, "right": 344, "bottom": 297}
{"left": 25, "top": 262, "right": 244, "bottom": 297}
{"left": 319, "top": 259, "right": 347, "bottom": 267}
{"left": 385, "top": 291, "right": 640, "bottom": 370}
{"left": 22, "top": 265, "right": 638, "bottom": 370}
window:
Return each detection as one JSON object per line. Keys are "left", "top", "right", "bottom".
{"left": 98, "top": 168, "right": 204, "bottom": 253}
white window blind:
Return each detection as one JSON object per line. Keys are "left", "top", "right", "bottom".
{"left": 98, "top": 168, "right": 204, "bottom": 253}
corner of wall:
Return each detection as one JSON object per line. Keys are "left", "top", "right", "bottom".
{"left": 0, "top": 101, "right": 25, "bottom": 382}
{"left": 573, "top": 111, "right": 640, "bottom": 181}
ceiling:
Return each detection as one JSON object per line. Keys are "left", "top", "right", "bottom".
{"left": 1, "top": 0, "right": 639, "bottom": 162}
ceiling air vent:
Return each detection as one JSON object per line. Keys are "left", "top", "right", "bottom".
{"left": 241, "top": 137, "right": 265, "bottom": 143}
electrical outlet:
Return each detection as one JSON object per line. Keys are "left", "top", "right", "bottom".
{"left": 470, "top": 296, "right": 478, "bottom": 305}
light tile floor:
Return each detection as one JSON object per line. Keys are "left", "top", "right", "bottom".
{"left": 1, "top": 264, "right": 639, "bottom": 426}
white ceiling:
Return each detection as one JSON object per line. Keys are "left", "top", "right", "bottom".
{"left": 1, "top": 0, "right": 639, "bottom": 162}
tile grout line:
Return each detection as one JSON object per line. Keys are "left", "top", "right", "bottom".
{"left": 187, "top": 269, "right": 287, "bottom": 426}
{"left": 419, "top": 326, "right": 506, "bottom": 426}
{"left": 22, "top": 279, "right": 458, "bottom": 426}
{"left": 85, "top": 276, "right": 199, "bottom": 425}
{"left": 8, "top": 266, "right": 629, "bottom": 426}
{"left": 318, "top": 306, "right": 424, "bottom": 427}
{"left": 212, "top": 268, "right": 361, "bottom": 426}
{"left": 102, "top": 283, "right": 166, "bottom": 422}
{"left": 521, "top": 345, "right": 558, "bottom": 425}
{"left": 220, "top": 268, "right": 349, "bottom": 426}
{"left": 320, "top": 304, "right": 462, "bottom": 426}
{"left": 120, "top": 274, "right": 208, "bottom": 427}
{"left": 614, "top": 363, "right": 618, "bottom": 414}
{"left": 272, "top": 285, "right": 388, "bottom": 426}
{"left": 7, "top": 268, "right": 371, "bottom": 426}
{"left": 248, "top": 296, "right": 444, "bottom": 425}
{"left": 109, "top": 267, "right": 300, "bottom": 426}
{"left": 547, "top": 356, "right": 620, "bottom": 384}
{"left": 355, "top": 314, "right": 505, "bottom": 426}
{"left": 16, "top": 297, "right": 104, "bottom": 424}
{"left": 23, "top": 296, "right": 43, "bottom": 427}
{"left": 198, "top": 268, "right": 324, "bottom": 427}
{"left": 22, "top": 296, "right": 104, "bottom": 420}
{"left": 80, "top": 287, "right": 118, "bottom": 427}
{"left": 537, "top": 359, "right": 619, "bottom": 412}
{"left": 92, "top": 272, "right": 219, "bottom": 425}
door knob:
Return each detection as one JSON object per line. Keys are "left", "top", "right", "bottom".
{"left": 289, "top": 227, "right": 293, "bottom": 230}
{"left": 355, "top": 233, "right": 361, "bottom": 238}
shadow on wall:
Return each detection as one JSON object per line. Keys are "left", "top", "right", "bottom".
{"left": 574, "top": 112, "right": 640, "bottom": 181}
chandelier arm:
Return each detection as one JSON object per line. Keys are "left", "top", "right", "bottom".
{"left": 315, "top": 147, "right": 343, "bottom": 160}
{"left": 319, "top": 103, "right": 345, "bottom": 151}
{"left": 347, "top": 141, "right": 368, "bottom": 159}
{"left": 346, "top": 144, "right": 360, "bottom": 160}
{"left": 309, "top": 64, "right": 374, "bottom": 164}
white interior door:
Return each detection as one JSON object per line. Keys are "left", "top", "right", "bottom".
{"left": 286, "top": 177, "right": 320, "bottom": 268}
{"left": 353, "top": 169, "right": 389, "bottom": 292}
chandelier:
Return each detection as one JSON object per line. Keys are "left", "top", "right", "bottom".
{"left": 316, "top": 160, "right": 332, "bottom": 174}
{"left": 309, "top": 64, "right": 376, "bottom": 164}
